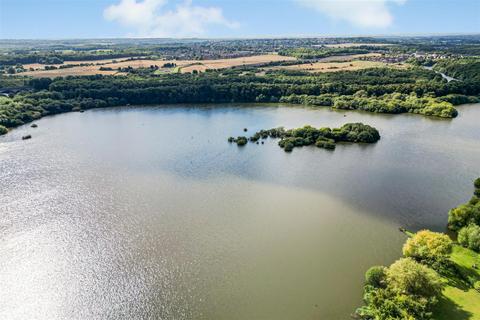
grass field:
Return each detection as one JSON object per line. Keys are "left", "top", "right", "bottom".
{"left": 433, "top": 245, "right": 480, "bottom": 320}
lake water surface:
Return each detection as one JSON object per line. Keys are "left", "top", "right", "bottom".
{"left": 1, "top": 104, "right": 479, "bottom": 319}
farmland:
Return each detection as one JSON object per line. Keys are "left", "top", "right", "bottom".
{"left": 18, "top": 54, "right": 297, "bottom": 78}
{"left": 269, "top": 59, "right": 405, "bottom": 73}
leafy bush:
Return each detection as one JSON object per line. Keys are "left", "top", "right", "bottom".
{"left": 357, "top": 258, "right": 442, "bottom": 320}
{"left": 315, "top": 137, "right": 336, "bottom": 150}
{"left": 448, "top": 178, "right": 480, "bottom": 231}
{"left": 458, "top": 224, "right": 480, "bottom": 252}
{"left": 235, "top": 136, "right": 248, "bottom": 146}
{"left": 365, "top": 266, "right": 386, "bottom": 288}
{"left": 0, "top": 125, "right": 7, "bottom": 135}
{"left": 357, "top": 286, "right": 435, "bottom": 320}
{"left": 386, "top": 258, "right": 443, "bottom": 298}
{"left": 448, "top": 201, "right": 480, "bottom": 231}
{"left": 475, "top": 178, "right": 480, "bottom": 189}
{"left": 403, "top": 230, "right": 453, "bottom": 263}
{"left": 227, "top": 136, "right": 248, "bottom": 146}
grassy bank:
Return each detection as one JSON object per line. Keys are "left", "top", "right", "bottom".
{"left": 433, "top": 245, "right": 480, "bottom": 320}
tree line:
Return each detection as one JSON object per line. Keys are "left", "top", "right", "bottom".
{"left": 1, "top": 66, "right": 479, "bottom": 132}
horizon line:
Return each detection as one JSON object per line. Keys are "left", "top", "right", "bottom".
{"left": 1, "top": 32, "right": 479, "bottom": 42}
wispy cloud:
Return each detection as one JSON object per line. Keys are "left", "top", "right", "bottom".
{"left": 104, "top": 0, "right": 238, "bottom": 37}
{"left": 296, "top": 0, "right": 407, "bottom": 28}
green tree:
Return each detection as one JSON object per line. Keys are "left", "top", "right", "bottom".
{"left": 386, "top": 258, "right": 443, "bottom": 298}
{"left": 475, "top": 178, "right": 480, "bottom": 189}
{"left": 458, "top": 224, "right": 480, "bottom": 252}
{"left": 448, "top": 203, "right": 480, "bottom": 231}
{"left": 365, "top": 266, "right": 386, "bottom": 288}
{"left": 402, "top": 230, "right": 452, "bottom": 263}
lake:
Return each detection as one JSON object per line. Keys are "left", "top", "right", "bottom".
{"left": 1, "top": 104, "right": 479, "bottom": 319}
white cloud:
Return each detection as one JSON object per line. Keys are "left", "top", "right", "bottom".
{"left": 104, "top": 0, "right": 238, "bottom": 37}
{"left": 296, "top": 0, "right": 406, "bottom": 28}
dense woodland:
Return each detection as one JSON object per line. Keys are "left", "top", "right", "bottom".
{"left": 435, "top": 58, "right": 480, "bottom": 82}
{"left": 1, "top": 64, "right": 479, "bottom": 133}
{"left": 278, "top": 47, "right": 377, "bottom": 59}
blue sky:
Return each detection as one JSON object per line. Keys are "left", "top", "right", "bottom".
{"left": 1, "top": 0, "right": 479, "bottom": 39}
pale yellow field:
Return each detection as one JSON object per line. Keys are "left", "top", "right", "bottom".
{"left": 21, "top": 65, "right": 119, "bottom": 77}
{"left": 22, "top": 58, "right": 132, "bottom": 70}
{"left": 20, "top": 54, "right": 296, "bottom": 78}
{"left": 19, "top": 66, "right": 118, "bottom": 78}
{"left": 270, "top": 59, "right": 406, "bottom": 73}
{"left": 179, "top": 54, "right": 296, "bottom": 73}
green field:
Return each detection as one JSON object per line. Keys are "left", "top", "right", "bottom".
{"left": 433, "top": 245, "right": 480, "bottom": 320}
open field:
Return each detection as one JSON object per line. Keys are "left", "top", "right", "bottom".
{"left": 178, "top": 54, "right": 296, "bottom": 73}
{"left": 19, "top": 54, "right": 296, "bottom": 78}
{"left": 22, "top": 58, "right": 133, "bottom": 70}
{"left": 269, "top": 59, "right": 405, "bottom": 73}
{"left": 21, "top": 65, "right": 120, "bottom": 77}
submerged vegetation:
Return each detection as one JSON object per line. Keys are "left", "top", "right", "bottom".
{"left": 229, "top": 123, "right": 380, "bottom": 152}
{"left": 356, "top": 177, "right": 480, "bottom": 320}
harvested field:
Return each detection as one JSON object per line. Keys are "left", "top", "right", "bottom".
{"left": 269, "top": 59, "right": 406, "bottom": 73}
{"left": 21, "top": 65, "right": 120, "bottom": 77}
{"left": 179, "top": 54, "right": 296, "bottom": 73}
{"left": 20, "top": 54, "right": 296, "bottom": 78}
{"left": 22, "top": 58, "right": 133, "bottom": 70}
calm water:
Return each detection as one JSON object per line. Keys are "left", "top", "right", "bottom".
{"left": 1, "top": 104, "right": 479, "bottom": 320}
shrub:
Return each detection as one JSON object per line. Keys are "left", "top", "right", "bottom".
{"left": 365, "top": 266, "right": 386, "bottom": 288}
{"left": 448, "top": 202, "right": 480, "bottom": 231}
{"left": 458, "top": 224, "right": 480, "bottom": 252}
{"left": 474, "top": 281, "right": 480, "bottom": 292}
{"left": 235, "top": 136, "right": 248, "bottom": 146}
{"left": 448, "top": 177, "right": 480, "bottom": 231}
{"left": 315, "top": 137, "right": 336, "bottom": 150}
{"left": 0, "top": 125, "right": 7, "bottom": 135}
{"left": 403, "top": 230, "right": 453, "bottom": 263}
{"left": 357, "top": 286, "right": 434, "bottom": 320}
{"left": 386, "top": 258, "right": 443, "bottom": 298}
{"left": 475, "top": 178, "right": 480, "bottom": 189}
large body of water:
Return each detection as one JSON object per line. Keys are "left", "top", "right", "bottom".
{"left": 1, "top": 104, "right": 479, "bottom": 319}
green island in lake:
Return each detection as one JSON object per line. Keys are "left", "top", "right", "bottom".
{"left": 229, "top": 123, "right": 380, "bottom": 151}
